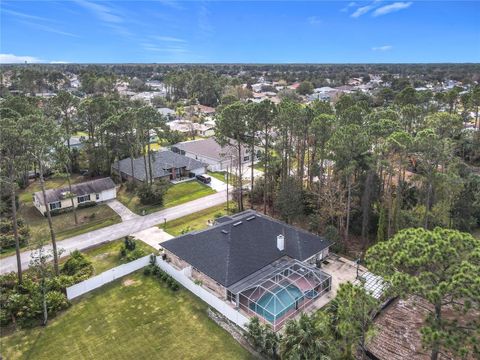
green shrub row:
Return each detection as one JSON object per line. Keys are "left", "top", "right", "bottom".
{"left": 143, "top": 264, "right": 180, "bottom": 291}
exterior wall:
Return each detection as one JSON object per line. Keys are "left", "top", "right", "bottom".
{"left": 164, "top": 250, "right": 190, "bottom": 270}
{"left": 97, "top": 188, "right": 116, "bottom": 202}
{"left": 34, "top": 187, "right": 117, "bottom": 216}
{"left": 191, "top": 268, "right": 226, "bottom": 299}
{"left": 190, "top": 166, "right": 208, "bottom": 176}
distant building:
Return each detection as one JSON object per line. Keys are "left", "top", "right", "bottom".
{"left": 33, "top": 177, "right": 116, "bottom": 216}
{"left": 167, "top": 120, "right": 215, "bottom": 137}
{"left": 112, "top": 149, "right": 207, "bottom": 183}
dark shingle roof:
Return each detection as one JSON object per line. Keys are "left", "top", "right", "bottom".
{"left": 112, "top": 149, "right": 207, "bottom": 181}
{"left": 35, "top": 177, "right": 115, "bottom": 205}
{"left": 162, "top": 210, "right": 332, "bottom": 287}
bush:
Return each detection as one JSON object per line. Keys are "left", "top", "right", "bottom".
{"left": 125, "top": 181, "right": 136, "bottom": 192}
{"left": 77, "top": 201, "right": 97, "bottom": 209}
{"left": 61, "top": 250, "right": 94, "bottom": 277}
{"left": 0, "top": 218, "right": 30, "bottom": 252}
{"left": 46, "top": 291, "right": 69, "bottom": 315}
{"left": 124, "top": 236, "right": 136, "bottom": 251}
{"left": 144, "top": 264, "right": 179, "bottom": 291}
{"left": 125, "top": 248, "right": 146, "bottom": 262}
{"left": 136, "top": 181, "right": 169, "bottom": 206}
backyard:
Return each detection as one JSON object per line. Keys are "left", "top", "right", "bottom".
{"left": 117, "top": 180, "right": 216, "bottom": 215}
{"left": 0, "top": 272, "right": 253, "bottom": 360}
{"left": 162, "top": 203, "right": 231, "bottom": 236}
{"left": 71, "top": 238, "right": 156, "bottom": 274}
{"left": 2, "top": 176, "right": 122, "bottom": 258}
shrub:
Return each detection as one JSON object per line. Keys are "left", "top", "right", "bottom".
{"left": 0, "top": 218, "right": 29, "bottom": 252}
{"left": 136, "top": 181, "right": 169, "bottom": 206}
{"left": 124, "top": 236, "right": 136, "bottom": 251}
{"left": 143, "top": 266, "right": 152, "bottom": 276}
{"left": 125, "top": 181, "right": 136, "bottom": 192}
{"left": 46, "top": 291, "right": 69, "bottom": 315}
{"left": 77, "top": 201, "right": 97, "bottom": 209}
{"left": 125, "top": 248, "right": 146, "bottom": 262}
{"left": 61, "top": 250, "right": 94, "bottom": 277}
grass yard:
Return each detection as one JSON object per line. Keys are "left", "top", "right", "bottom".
{"left": 0, "top": 272, "right": 253, "bottom": 360}
{"left": 73, "top": 239, "right": 157, "bottom": 274}
{"left": 0, "top": 204, "right": 122, "bottom": 258}
{"left": 117, "top": 180, "right": 216, "bottom": 215}
{"left": 163, "top": 203, "right": 230, "bottom": 236}
{"left": 2, "top": 176, "right": 122, "bottom": 258}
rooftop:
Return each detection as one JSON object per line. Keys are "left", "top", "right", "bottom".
{"left": 112, "top": 149, "right": 206, "bottom": 181}
{"left": 34, "top": 177, "right": 115, "bottom": 205}
{"left": 161, "top": 210, "right": 332, "bottom": 287}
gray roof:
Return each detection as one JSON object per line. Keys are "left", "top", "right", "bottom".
{"left": 171, "top": 137, "right": 245, "bottom": 162}
{"left": 162, "top": 210, "right": 332, "bottom": 287}
{"left": 35, "top": 177, "right": 115, "bottom": 205}
{"left": 112, "top": 149, "right": 207, "bottom": 181}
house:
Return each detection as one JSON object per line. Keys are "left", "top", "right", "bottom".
{"left": 185, "top": 104, "right": 216, "bottom": 116}
{"left": 171, "top": 137, "right": 258, "bottom": 172}
{"left": 112, "top": 149, "right": 207, "bottom": 183}
{"left": 157, "top": 107, "right": 176, "bottom": 120}
{"left": 167, "top": 120, "right": 214, "bottom": 137}
{"left": 162, "top": 210, "right": 333, "bottom": 331}
{"left": 33, "top": 177, "right": 116, "bottom": 216}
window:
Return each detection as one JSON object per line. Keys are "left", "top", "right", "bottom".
{"left": 227, "top": 290, "right": 236, "bottom": 304}
{"left": 96, "top": 193, "right": 100, "bottom": 200}
{"left": 243, "top": 156, "right": 250, "bottom": 162}
{"left": 49, "top": 201, "right": 61, "bottom": 211}
{"left": 77, "top": 194, "right": 91, "bottom": 203}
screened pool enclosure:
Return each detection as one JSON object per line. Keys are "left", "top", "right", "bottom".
{"left": 228, "top": 258, "right": 332, "bottom": 331}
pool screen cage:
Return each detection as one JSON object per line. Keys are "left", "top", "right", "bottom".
{"left": 235, "top": 259, "right": 332, "bottom": 331}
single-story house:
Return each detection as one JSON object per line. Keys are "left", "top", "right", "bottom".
{"left": 33, "top": 177, "right": 116, "bottom": 216}
{"left": 162, "top": 210, "right": 333, "bottom": 330}
{"left": 112, "top": 149, "right": 207, "bottom": 183}
{"left": 167, "top": 120, "right": 214, "bottom": 137}
{"left": 185, "top": 104, "right": 216, "bottom": 116}
{"left": 157, "top": 107, "right": 176, "bottom": 120}
{"left": 171, "top": 137, "right": 258, "bottom": 172}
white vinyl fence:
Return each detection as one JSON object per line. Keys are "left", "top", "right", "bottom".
{"left": 154, "top": 256, "right": 250, "bottom": 330}
{"left": 66, "top": 253, "right": 249, "bottom": 330}
{"left": 66, "top": 255, "right": 152, "bottom": 300}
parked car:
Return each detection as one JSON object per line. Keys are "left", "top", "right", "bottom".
{"left": 196, "top": 174, "right": 212, "bottom": 184}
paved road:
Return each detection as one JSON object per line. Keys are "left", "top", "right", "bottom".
{"left": 0, "top": 190, "right": 227, "bottom": 274}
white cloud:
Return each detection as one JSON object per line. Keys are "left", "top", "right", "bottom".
{"left": 2, "top": 9, "right": 54, "bottom": 22}
{"left": 74, "top": 0, "right": 123, "bottom": 23}
{"left": 0, "top": 54, "right": 70, "bottom": 64}
{"left": 153, "top": 36, "right": 186, "bottom": 43}
{"left": 0, "top": 53, "right": 43, "bottom": 64}
{"left": 373, "top": 2, "right": 412, "bottom": 17}
{"left": 351, "top": 4, "right": 375, "bottom": 18}
{"left": 372, "top": 45, "right": 393, "bottom": 51}
{"left": 308, "top": 16, "right": 322, "bottom": 25}
{"left": 341, "top": 2, "right": 358, "bottom": 12}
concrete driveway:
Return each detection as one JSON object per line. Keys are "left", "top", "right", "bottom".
{"left": 106, "top": 200, "right": 139, "bottom": 221}
{"left": 0, "top": 190, "right": 228, "bottom": 274}
{"left": 131, "top": 227, "right": 173, "bottom": 250}
{"left": 208, "top": 177, "right": 227, "bottom": 191}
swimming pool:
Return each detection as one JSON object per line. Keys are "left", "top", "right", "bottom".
{"left": 250, "top": 284, "right": 304, "bottom": 322}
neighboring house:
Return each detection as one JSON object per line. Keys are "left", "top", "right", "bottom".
{"left": 171, "top": 137, "right": 258, "bottom": 172}
{"left": 112, "top": 149, "right": 207, "bottom": 183}
{"left": 185, "top": 104, "right": 216, "bottom": 116}
{"left": 167, "top": 120, "right": 215, "bottom": 137}
{"left": 33, "top": 177, "right": 116, "bottom": 216}
{"left": 162, "top": 210, "right": 333, "bottom": 331}
{"left": 157, "top": 107, "right": 176, "bottom": 120}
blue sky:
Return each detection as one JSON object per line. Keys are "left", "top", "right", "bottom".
{"left": 1, "top": 1, "right": 479, "bottom": 63}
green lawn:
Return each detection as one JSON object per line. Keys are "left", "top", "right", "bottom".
{"left": 0, "top": 272, "right": 253, "bottom": 360}
{"left": 163, "top": 203, "right": 231, "bottom": 236}
{"left": 2, "top": 175, "right": 122, "bottom": 258}
{"left": 117, "top": 180, "right": 216, "bottom": 215}
{"left": 73, "top": 239, "right": 157, "bottom": 274}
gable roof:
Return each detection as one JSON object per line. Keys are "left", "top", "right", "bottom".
{"left": 162, "top": 210, "right": 332, "bottom": 287}
{"left": 112, "top": 149, "right": 207, "bottom": 181}
{"left": 34, "top": 177, "right": 115, "bottom": 206}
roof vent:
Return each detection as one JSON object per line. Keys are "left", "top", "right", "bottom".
{"left": 221, "top": 230, "right": 229, "bottom": 234}
{"left": 246, "top": 216, "right": 255, "bottom": 221}
{"left": 277, "top": 234, "right": 285, "bottom": 251}
{"left": 233, "top": 221, "right": 242, "bottom": 227}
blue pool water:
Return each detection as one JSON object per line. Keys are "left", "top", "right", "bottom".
{"left": 250, "top": 284, "right": 304, "bottom": 322}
